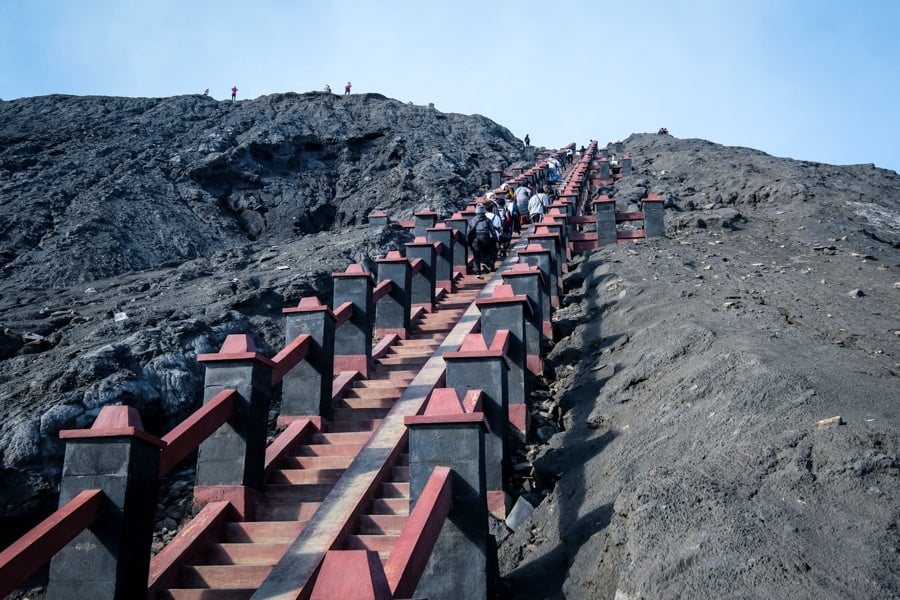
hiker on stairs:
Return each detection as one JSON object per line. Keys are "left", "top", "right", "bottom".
{"left": 467, "top": 203, "right": 499, "bottom": 277}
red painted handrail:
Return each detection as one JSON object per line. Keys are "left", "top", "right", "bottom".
{"left": 372, "top": 279, "right": 393, "bottom": 303}
{"left": 158, "top": 389, "right": 237, "bottom": 476}
{"left": 0, "top": 488, "right": 104, "bottom": 598}
{"left": 384, "top": 466, "right": 453, "bottom": 598}
{"left": 270, "top": 333, "right": 312, "bottom": 385}
{"left": 332, "top": 301, "right": 353, "bottom": 328}
{"left": 409, "top": 258, "right": 424, "bottom": 274}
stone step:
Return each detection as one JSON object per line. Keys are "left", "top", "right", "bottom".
{"left": 177, "top": 565, "right": 272, "bottom": 589}
{"left": 328, "top": 419, "right": 382, "bottom": 433}
{"left": 332, "top": 407, "right": 390, "bottom": 422}
{"left": 292, "top": 443, "right": 364, "bottom": 457}
{"left": 159, "top": 589, "right": 255, "bottom": 600}
{"left": 369, "top": 369, "right": 419, "bottom": 380}
{"left": 276, "top": 455, "right": 353, "bottom": 470}
{"left": 391, "top": 465, "right": 410, "bottom": 481}
{"left": 380, "top": 481, "right": 410, "bottom": 498}
{"left": 374, "top": 360, "right": 427, "bottom": 372}
{"left": 267, "top": 467, "right": 344, "bottom": 485}
{"left": 368, "top": 497, "right": 410, "bottom": 516}
{"left": 376, "top": 354, "right": 430, "bottom": 366}
{"left": 357, "top": 514, "right": 407, "bottom": 535}
{"left": 353, "top": 379, "right": 412, "bottom": 391}
{"left": 338, "top": 394, "right": 397, "bottom": 408}
{"left": 342, "top": 533, "right": 399, "bottom": 558}
{"left": 223, "top": 520, "right": 307, "bottom": 543}
{"left": 394, "top": 338, "right": 441, "bottom": 348}
{"left": 205, "top": 542, "right": 290, "bottom": 565}
{"left": 254, "top": 501, "right": 323, "bottom": 522}
{"left": 309, "top": 431, "right": 372, "bottom": 445}
{"left": 262, "top": 483, "right": 332, "bottom": 503}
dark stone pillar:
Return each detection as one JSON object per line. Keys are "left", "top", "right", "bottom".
{"left": 542, "top": 214, "right": 569, "bottom": 261}
{"left": 404, "top": 389, "right": 489, "bottom": 600}
{"left": 48, "top": 406, "right": 162, "bottom": 599}
{"left": 406, "top": 237, "right": 437, "bottom": 312}
{"left": 476, "top": 285, "right": 530, "bottom": 442}
{"left": 621, "top": 155, "right": 633, "bottom": 176}
{"left": 558, "top": 193, "right": 577, "bottom": 217}
{"left": 593, "top": 197, "right": 617, "bottom": 245}
{"left": 368, "top": 209, "right": 389, "bottom": 227}
{"left": 375, "top": 251, "right": 412, "bottom": 338}
{"left": 282, "top": 296, "right": 336, "bottom": 420}
{"left": 517, "top": 244, "right": 554, "bottom": 339}
{"left": 501, "top": 263, "right": 545, "bottom": 376}
{"left": 444, "top": 213, "right": 470, "bottom": 276}
{"left": 598, "top": 158, "right": 610, "bottom": 180}
{"left": 413, "top": 209, "right": 438, "bottom": 238}
{"left": 195, "top": 334, "right": 273, "bottom": 517}
{"left": 527, "top": 228, "right": 563, "bottom": 306}
{"left": 490, "top": 168, "right": 502, "bottom": 189}
{"left": 333, "top": 264, "right": 375, "bottom": 378}
{"left": 443, "top": 334, "right": 509, "bottom": 513}
{"left": 426, "top": 223, "right": 455, "bottom": 293}
{"left": 642, "top": 193, "right": 665, "bottom": 238}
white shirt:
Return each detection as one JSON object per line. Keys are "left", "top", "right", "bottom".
{"left": 528, "top": 194, "right": 545, "bottom": 217}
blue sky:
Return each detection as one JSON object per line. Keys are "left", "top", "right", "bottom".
{"left": 2, "top": 0, "right": 898, "bottom": 172}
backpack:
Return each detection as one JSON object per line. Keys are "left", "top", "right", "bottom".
{"left": 468, "top": 215, "right": 495, "bottom": 244}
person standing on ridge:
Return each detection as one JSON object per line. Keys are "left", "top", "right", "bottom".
{"left": 231, "top": 86, "right": 237, "bottom": 101}
{"left": 324, "top": 84, "right": 331, "bottom": 93}
{"left": 344, "top": 81, "right": 352, "bottom": 95}
{"left": 524, "top": 134, "right": 530, "bottom": 147}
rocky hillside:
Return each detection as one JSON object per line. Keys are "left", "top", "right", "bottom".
{"left": 1, "top": 92, "right": 898, "bottom": 599}
{"left": 0, "top": 92, "right": 524, "bottom": 539}
{"left": 498, "top": 134, "right": 899, "bottom": 599}
{"left": 0, "top": 92, "right": 522, "bottom": 288}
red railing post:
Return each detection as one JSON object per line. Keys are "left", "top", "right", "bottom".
{"left": 443, "top": 333, "right": 512, "bottom": 518}
{"left": 400, "top": 389, "right": 490, "bottom": 599}
{"left": 194, "top": 334, "right": 274, "bottom": 519}
{"left": 501, "top": 264, "right": 546, "bottom": 376}
{"left": 642, "top": 192, "right": 665, "bottom": 238}
{"left": 426, "top": 223, "right": 456, "bottom": 294}
{"left": 405, "top": 236, "right": 437, "bottom": 313}
{"left": 332, "top": 264, "right": 375, "bottom": 378}
{"left": 374, "top": 251, "right": 412, "bottom": 339}
{"left": 477, "top": 285, "right": 531, "bottom": 443}
{"left": 444, "top": 212, "right": 471, "bottom": 276}
{"left": 413, "top": 208, "right": 438, "bottom": 238}
{"left": 282, "top": 296, "right": 336, "bottom": 421}
{"left": 48, "top": 406, "right": 164, "bottom": 598}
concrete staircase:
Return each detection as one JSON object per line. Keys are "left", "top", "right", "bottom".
{"left": 154, "top": 277, "right": 485, "bottom": 599}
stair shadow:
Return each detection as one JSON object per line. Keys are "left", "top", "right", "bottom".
{"left": 502, "top": 427, "right": 619, "bottom": 598}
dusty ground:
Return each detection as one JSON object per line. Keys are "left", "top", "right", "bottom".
{"left": 498, "top": 189, "right": 899, "bottom": 598}
{"left": 3, "top": 113, "right": 898, "bottom": 598}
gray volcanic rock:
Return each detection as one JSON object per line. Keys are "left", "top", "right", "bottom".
{"left": 498, "top": 134, "right": 899, "bottom": 599}
{"left": 0, "top": 92, "right": 522, "bottom": 288}
{"left": 3, "top": 102, "right": 899, "bottom": 600}
{"left": 0, "top": 92, "right": 524, "bottom": 546}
